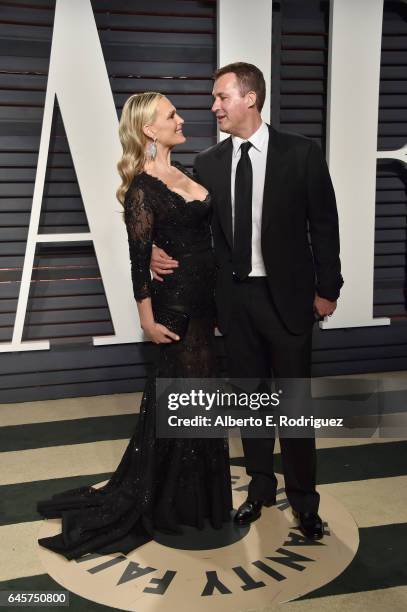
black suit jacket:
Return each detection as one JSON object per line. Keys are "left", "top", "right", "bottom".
{"left": 194, "top": 125, "right": 343, "bottom": 335}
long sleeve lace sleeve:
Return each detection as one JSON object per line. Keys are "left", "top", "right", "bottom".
{"left": 123, "top": 183, "right": 154, "bottom": 302}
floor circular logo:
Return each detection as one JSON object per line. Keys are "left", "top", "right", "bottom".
{"left": 37, "top": 467, "right": 359, "bottom": 611}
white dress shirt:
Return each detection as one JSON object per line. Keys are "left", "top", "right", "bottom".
{"left": 231, "top": 121, "right": 268, "bottom": 276}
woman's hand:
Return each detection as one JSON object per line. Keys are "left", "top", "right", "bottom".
{"left": 142, "top": 321, "right": 180, "bottom": 344}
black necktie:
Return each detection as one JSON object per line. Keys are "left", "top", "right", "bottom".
{"left": 233, "top": 141, "right": 253, "bottom": 280}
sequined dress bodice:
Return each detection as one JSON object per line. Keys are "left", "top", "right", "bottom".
{"left": 124, "top": 162, "right": 216, "bottom": 317}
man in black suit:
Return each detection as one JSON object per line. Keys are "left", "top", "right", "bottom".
{"left": 151, "top": 62, "right": 343, "bottom": 539}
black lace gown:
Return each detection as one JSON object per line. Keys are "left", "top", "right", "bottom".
{"left": 37, "top": 162, "right": 233, "bottom": 560}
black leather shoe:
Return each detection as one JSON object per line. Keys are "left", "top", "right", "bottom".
{"left": 292, "top": 510, "right": 324, "bottom": 539}
{"left": 234, "top": 498, "right": 274, "bottom": 525}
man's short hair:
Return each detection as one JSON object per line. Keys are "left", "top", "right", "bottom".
{"left": 213, "top": 62, "right": 266, "bottom": 112}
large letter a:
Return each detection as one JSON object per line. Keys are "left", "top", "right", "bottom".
{"left": 0, "top": 0, "right": 143, "bottom": 352}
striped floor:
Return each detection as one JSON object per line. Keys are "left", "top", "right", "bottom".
{"left": 1, "top": 378, "right": 407, "bottom": 612}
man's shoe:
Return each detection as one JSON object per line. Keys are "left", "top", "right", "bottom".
{"left": 292, "top": 510, "right": 324, "bottom": 539}
{"left": 234, "top": 498, "right": 274, "bottom": 525}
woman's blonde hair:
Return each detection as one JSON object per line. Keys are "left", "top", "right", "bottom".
{"left": 116, "top": 92, "right": 163, "bottom": 205}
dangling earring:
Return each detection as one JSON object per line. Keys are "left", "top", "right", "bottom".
{"left": 146, "top": 137, "right": 157, "bottom": 161}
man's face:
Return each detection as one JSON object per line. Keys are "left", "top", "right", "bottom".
{"left": 211, "top": 72, "right": 251, "bottom": 135}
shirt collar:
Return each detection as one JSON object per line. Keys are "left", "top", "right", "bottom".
{"left": 232, "top": 121, "right": 268, "bottom": 157}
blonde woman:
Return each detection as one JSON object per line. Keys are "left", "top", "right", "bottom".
{"left": 37, "top": 93, "right": 233, "bottom": 559}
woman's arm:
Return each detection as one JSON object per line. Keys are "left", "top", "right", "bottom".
{"left": 124, "top": 184, "right": 179, "bottom": 343}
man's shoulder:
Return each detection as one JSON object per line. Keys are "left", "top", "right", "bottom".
{"left": 195, "top": 137, "right": 232, "bottom": 163}
{"left": 270, "top": 126, "right": 316, "bottom": 153}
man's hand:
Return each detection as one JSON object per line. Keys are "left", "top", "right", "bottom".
{"left": 314, "top": 294, "right": 337, "bottom": 319}
{"left": 151, "top": 246, "right": 179, "bottom": 281}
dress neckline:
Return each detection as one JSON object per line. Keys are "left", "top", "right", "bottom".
{"left": 140, "top": 165, "right": 210, "bottom": 205}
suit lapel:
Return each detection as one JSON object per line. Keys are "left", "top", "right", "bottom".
{"left": 214, "top": 137, "right": 233, "bottom": 249}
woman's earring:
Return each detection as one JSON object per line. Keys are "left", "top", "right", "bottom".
{"left": 146, "top": 138, "right": 157, "bottom": 161}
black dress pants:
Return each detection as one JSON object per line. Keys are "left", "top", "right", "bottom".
{"left": 222, "top": 277, "right": 319, "bottom": 514}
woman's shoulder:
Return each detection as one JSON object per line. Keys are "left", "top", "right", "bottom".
{"left": 171, "top": 159, "right": 193, "bottom": 178}
{"left": 124, "top": 171, "right": 157, "bottom": 209}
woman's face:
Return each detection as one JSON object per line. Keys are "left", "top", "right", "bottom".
{"left": 146, "top": 97, "right": 185, "bottom": 148}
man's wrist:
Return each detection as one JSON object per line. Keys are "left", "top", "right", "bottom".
{"left": 315, "top": 289, "right": 339, "bottom": 302}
